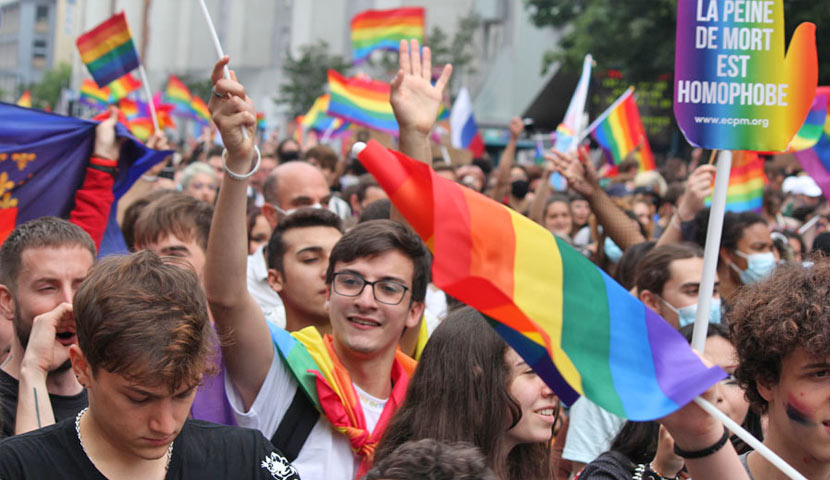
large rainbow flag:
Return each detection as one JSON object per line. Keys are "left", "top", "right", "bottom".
{"left": 705, "top": 151, "right": 767, "bottom": 213}
{"left": 327, "top": 70, "right": 397, "bottom": 135}
{"left": 76, "top": 12, "right": 141, "bottom": 87}
{"left": 592, "top": 89, "right": 656, "bottom": 172}
{"left": 355, "top": 140, "right": 725, "bottom": 420}
{"left": 351, "top": 7, "right": 424, "bottom": 64}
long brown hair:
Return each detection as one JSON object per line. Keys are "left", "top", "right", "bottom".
{"left": 374, "top": 306, "right": 552, "bottom": 479}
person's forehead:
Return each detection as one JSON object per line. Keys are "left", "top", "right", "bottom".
{"left": 19, "top": 245, "right": 94, "bottom": 278}
{"left": 144, "top": 232, "right": 201, "bottom": 254}
{"left": 282, "top": 226, "right": 342, "bottom": 253}
{"left": 666, "top": 256, "right": 705, "bottom": 286}
{"left": 739, "top": 223, "right": 771, "bottom": 243}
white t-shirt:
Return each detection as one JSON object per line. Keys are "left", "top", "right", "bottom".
{"left": 562, "top": 397, "right": 626, "bottom": 465}
{"left": 225, "top": 348, "right": 386, "bottom": 480}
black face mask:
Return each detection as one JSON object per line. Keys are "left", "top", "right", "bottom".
{"left": 511, "top": 180, "right": 530, "bottom": 199}
{"left": 280, "top": 150, "right": 300, "bottom": 162}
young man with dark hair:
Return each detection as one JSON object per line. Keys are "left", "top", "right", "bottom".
{"left": 364, "top": 439, "right": 498, "bottom": 480}
{"left": 133, "top": 192, "right": 213, "bottom": 281}
{"left": 205, "top": 42, "right": 440, "bottom": 479}
{"left": 0, "top": 217, "right": 96, "bottom": 438}
{"left": 0, "top": 251, "right": 301, "bottom": 479}
{"left": 265, "top": 208, "right": 344, "bottom": 331}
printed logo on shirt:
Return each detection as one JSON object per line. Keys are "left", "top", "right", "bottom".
{"left": 261, "top": 452, "right": 298, "bottom": 479}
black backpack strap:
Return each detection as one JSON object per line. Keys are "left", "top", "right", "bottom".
{"left": 270, "top": 386, "right": 320, "bottom": 462}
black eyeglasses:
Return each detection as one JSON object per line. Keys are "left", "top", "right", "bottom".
{"left": 332, "top": 272, "right": 410, "bottom": 305}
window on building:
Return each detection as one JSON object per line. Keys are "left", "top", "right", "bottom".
{"left": 32, "top": 52, "right": 46, "bottom": 69}
{"left": 34, "top": 5, "right": 49, "bottom": 33}
{"left": 33, "top": 39, "right": 47, "bottom": 49}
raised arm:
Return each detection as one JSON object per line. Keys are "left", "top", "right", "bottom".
{"left": 490, "top": 117, "right": 523, "bottom": 201}
{"left": 551, "top": 149, "right": 646, "bottom": 250}
{"left": 204, "top": 57, "right": 273, "bottom": 410}
{"left": 528, "top": 159, "right": 554, "bottom": 225}
{"left": 656, "top": 164, "right": 715, "bottom": 247}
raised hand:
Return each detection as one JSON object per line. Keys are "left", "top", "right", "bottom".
{"left": 208, "top": 56, "right": 256, "bottom": 168}
{"left": 508, "top": 117, "right": 524, "bottom": 140}
{"left": 20, "top": 303, "right": 75, "bottom": 375}
{"left": 390, "top": 39, "right": 452, "bottom": 136}
{"left": 93, "top": 106, "right": 124, "bottom": 161}
{"left": 547, "top": 149, "right": 597, "bottom": 197}
{"left": 677, "top": 164, "right": 716, "bottom": 221}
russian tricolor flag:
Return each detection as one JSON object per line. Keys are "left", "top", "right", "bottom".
{"left": 450, "top": 87, "right": 485, "bottom": 157}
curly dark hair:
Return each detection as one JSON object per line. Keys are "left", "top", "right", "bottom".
{"left": 365, "top": 439, "right": 498, "bottom": 480}
{"left": 729, "top": 259, "right": 830, "bottom": 413}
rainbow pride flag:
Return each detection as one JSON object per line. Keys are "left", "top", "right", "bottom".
{"left": 106, "top": 73, "right": 141, "bottom": 102}
{"left": 592, "top": 89, "right": 656, "bottom": 172}
{"left": 80, "top": 79, "right": 110, "bottom": 109}
{"left": 191, "top": 95, "right": 211, "bottom": 125}
{"left": 128, "top": 117, "right": 153, "bottom": 141}
{"left": 327, "top": 70, "right": 397, "bottom": 135}
{"left": 707, "top": 151, "right": 767, "bottom": 213}
{"left": 794, "top": 88, "right": 830, "bottom": 202}
{"left": 118, "top": 98, "right": 141, "bottom": 118}
{"left": 76, "top": 12, "right": 140, "bottom": 87}
{"left": 16, "top": 91, "right": 32, "bottom": 108}
{"left": 789, "top": 89, "right": 828, "bottom": 152}
{"left": 256, "top": 112, "right": 266, "bottom": 131}
{"left": 356, "top": 140, "right": 725, "bottom": 420}
{"left": 165, "top": 75, "right": 193, "bottom": 113}
{"left": 351, "top": 7, "right": 424, "bottom": 64}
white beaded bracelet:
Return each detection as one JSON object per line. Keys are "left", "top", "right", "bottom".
{"left": 221, "top": 145, "right": 261, "bottom": 181}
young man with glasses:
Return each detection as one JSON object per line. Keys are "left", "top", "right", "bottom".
{"left": 204, "top": 41, "right": 438, "bottom": 479}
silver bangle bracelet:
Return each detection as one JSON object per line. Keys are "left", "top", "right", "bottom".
{"left": 221, "top": 145, "right": 261, "bottom": 181}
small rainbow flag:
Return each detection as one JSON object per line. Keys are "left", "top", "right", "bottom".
{"left": 705, "top": 151, "right": 767, "bottom": 212}
{"left": 118, "top": 97, "right": 141, "bottom": 119}
{"left": 191, "top": 95, "right": 211, "bottom": 125}
{"left": 356, "top": 140, "right": 725, "bottom": 420}
{"left": 301, "top": 94, "right": 345, "bottom": 133}
{"left": 80, "top": 79, "right": 110, "bottom": 109}
{"left": 106, "top": 73, "right": 141, "bottom": 102}
{"left": 789, "top": 91, "right": 828, "bottom": 152}
{"left": 351, "top": 7, "right": 424, "bottom": 64}
{"left": 327, "top": 70, "right": 397, "bottom": 135}
{"left": 165, "top": 75, "right": 193, "bottom": 112}
{"left": 592, "top": 88, "right": 656, "bottom": 172}
{"left": 76, "top": 12, "right": 140, "bottom": 87}
{"left": 128, "top": 117, "right": 154, "bottom": 141}
{"left": 16, "top": 91, "right": 32, "bottom": 108}
{"left": 256, "top": 112, "right": 266, "bottom": 131}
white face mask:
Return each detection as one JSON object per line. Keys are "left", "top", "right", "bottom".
{"left": 660, "top": 297, "right": 722, "bottom": 327}
{"left": 729, "top": 250, "right": 776, "bottom": 284}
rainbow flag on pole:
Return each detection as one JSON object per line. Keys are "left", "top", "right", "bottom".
{"left": 355, "top": 140, "right": 726, "bottom": 420}
{"left": 165, "top": 75, "right": 193, "bottom": 113}
{"left": 705, "top": 151, "right": 767, "bottom": 213}
{"left": 106, "top": 73, "right": 141, "bottom": 102}
{"left": 79, "top": 79, "right": 110, "bottom": 109}
{"left": 327, "top": 70, "right": 397, "bottom": 135}
{"left": 76, "top": 12, "right": 140, "bottom": 87}
{"left": 191, "top": 95, "right": 211, "bottom": 125}
{"left": 794, "top": 88, "right": 830, "bottom": 202}
{"left": 789, "top": 89, "right": 828, "bottom": 152}
{"left": 592, "top": 89, "right": 656, "bottom": 172}
{"left": 351, "top": 7, "right": 424, "bottom": 64}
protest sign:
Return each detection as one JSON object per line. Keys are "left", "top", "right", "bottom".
{"left": 674, "top": 0, "right": 817, "bottom": 151}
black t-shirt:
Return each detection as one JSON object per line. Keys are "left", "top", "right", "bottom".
{"left": 0, "top": 368, "right": 88, "bottom": 439}
{"left": 577, "top": 450, "right": 635, "bottom": 480}
{"left": 0, "top": 417, "right": 301, "bottom": 479}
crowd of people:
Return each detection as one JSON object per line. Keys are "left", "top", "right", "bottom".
{"left": 0, "top": 39, "right": 827, "bottom": 480}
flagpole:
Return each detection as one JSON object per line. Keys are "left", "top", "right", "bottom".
{"left": 693, "top": 396, "right": 807, "bottom": 480}
{"left": 137, "top": 65, "right": 160, "bottom": 132}
{"left": 576, "top": 86, "right": 634, "bottom": 145}
{"left": 691, "top": 150, "right": 732, "bottom": 353}
{"left": 320, "top": 123, "right": 336, "bottom": 144}
{"left": 197, "top": 0, "right": 248, "bottom": 141}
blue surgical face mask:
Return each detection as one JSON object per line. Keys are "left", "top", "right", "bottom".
{"left": 730, "top": 250, "right": 776, "bottom": 284}
{"left": 661, "top": 297, "right": 722, "bottom": 327}
{"left": 603, "top": 237, "right": 624, "bottom": 263}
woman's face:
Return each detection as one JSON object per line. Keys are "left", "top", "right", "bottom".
{"left": 706, "top": 335, "right": 750, "bottom": 426}
{"left": 570, "top": 199, "right": 591, "bottom": 227}
{"left": 504, "top": 348, "right": 557, "bottom": 448}
{"left": 248, "top": 214, "right": 271, "bottom": 255}
{"left": 544, "top": 201, "right": 573, "bottom": 238}
{"left": 185, "top": 172, "right": 218, "bottom": 204}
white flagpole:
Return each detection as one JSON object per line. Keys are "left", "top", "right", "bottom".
{"left": 137, "top": 65, "right": 159, "bottom": 132}
{"left": 691, "top": 150, "right": 732, "bottom": 352}
{"left": 197, "top": 0, "right": 249, "bottom": 141}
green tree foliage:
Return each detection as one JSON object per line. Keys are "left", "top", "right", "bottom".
{"left": 276, "top": 40, "right": 353, "bottom": 118}
{"left": 29, "top": 62, "right": 71, "bottom": 109}
{"left": 524, "top": 0, "right": 830, "bottom": 84}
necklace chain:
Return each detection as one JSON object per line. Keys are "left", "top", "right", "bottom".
{"left": 75, "top": 407, "right": 173, "bottom": 472}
